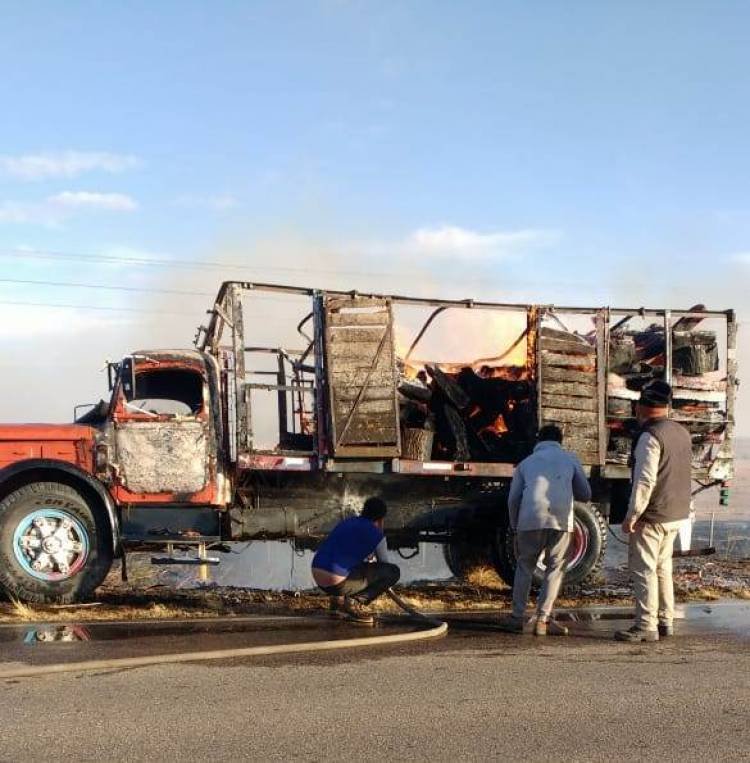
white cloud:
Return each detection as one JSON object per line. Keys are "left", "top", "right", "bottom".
{"left": 0, "top": 191, "right": 139, "bottom": 226}
{"left": 49, "top": 191, "right": 138, "bottom": 212}
{"left": 173, "top": 193, "right": 239, "bottom": 211}
{"left": 0, "top": 151, "right": 140, "bottom": 181}
{"left": 732, "top": 252, "right": 750, "bottom": 265}
{"left": 403, "top": 225, "right": 560, "bottom": 258}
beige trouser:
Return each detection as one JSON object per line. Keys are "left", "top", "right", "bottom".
{"left": 629, "top": 521, "right": 679, "bottom": 630}
{"left": 512, "top": 529, "right": 571, "bottom": 620}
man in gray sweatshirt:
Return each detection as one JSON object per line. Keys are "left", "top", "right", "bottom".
{"left": 507, "top": 425, "right": 592, "bottom": 635}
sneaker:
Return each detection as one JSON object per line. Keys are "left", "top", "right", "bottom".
{"left": 341, "top": 598, "right": 375, "bottom": 625}
{"left": 535, "top": 618, "right": 569, "bottom": 637}
{"left": 614, "top": 626, "right": 659, "bottom": 643}
{"left": 658, "top": 624, "right": 674, "bottom": 638}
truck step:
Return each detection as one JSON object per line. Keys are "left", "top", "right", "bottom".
{"left": 150, "top": 556, "right": 220, "bottom": 566}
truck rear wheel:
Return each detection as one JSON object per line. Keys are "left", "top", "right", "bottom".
{"left": 492, "top": 502, "right": 607, "bottom": 589}
{"left": 443, "top": 535, "right": 494, "bottom": 579}
{"left": 0, "top": 482, "right": 113, "bottom": 604}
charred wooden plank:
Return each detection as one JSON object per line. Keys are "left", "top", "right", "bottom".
{"left": 556, "top": 424, "right": 601, "bottom": 440}
{"left": 330, "top": 369, "right": 396, "bottom": 387}
{"left": 328, "top": 342, "right": 391, "bottom": 361}
{"left": 539, "top": 337, "right": 596, "bottom": 356}
{"left": 542, "top": 351, "right": 596, "bottom": 369}
{"left": 672, "top": 375, "right": 726, "bottom": 392}
{"left": 328, "top": 312, "right": 390, "bottom": 327}
{"left": 328, "top": 327, "right": 388, "bottom": 343}
{"left": 559, "top": 435, "right": 600, "bottom": 452}
{"left": 427, "top": 365, "right": 471, "bottom": 411}
{"left": 326, "top": 296, "right": 388, "bottom": 311}
{"left": 541, "top": 407, "right": 598, "bottom": 425}
{"left": 334, "top": 398, "right": 395, "bottom": 416}
{"left": 335, "top": 387, "right": 396, "bottom": 402}
{"left": 542, "top": 366, "right": 597, "bottom": 384}
{"left": 541, "top": 380, "right": 597, "bottom": 397}
{"left": 542, "top": 393, "right": 597, "bottom": 412}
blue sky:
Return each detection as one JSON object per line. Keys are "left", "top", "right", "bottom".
{"left": 0, "top": 1, "right": 747, "bottom": 430}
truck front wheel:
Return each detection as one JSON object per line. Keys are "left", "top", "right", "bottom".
{"left": 0, "top": 482, "right": 113, "bottom": 604}
{"left": 492, "top": 502, "right": 607, "bottom": 589}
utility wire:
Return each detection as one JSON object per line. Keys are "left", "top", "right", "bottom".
{"left": 0, "top": 246, "right": 398, "bottom": 278}
{"left": 0, "top": 277, "right": 213, "bottom": 298}
{"left": 0, "top": 298, "right": 197, "bottom": 316}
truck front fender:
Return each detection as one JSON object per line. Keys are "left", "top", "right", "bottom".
{"left": 0, "top": 459, "right": 121, "bottom": 556}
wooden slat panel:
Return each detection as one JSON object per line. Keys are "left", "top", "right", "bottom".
{"left": 556, "top": 425, "right": 600, "bottom": 440}
{"left": 541, "top": 381, "right": 597, "bottom": 397}
{"left": 541, "top": 366, "right": 597, "bottom": 384}
{"left": 542, "top": 393, "right": 597, "bottom": 412}
{"left": 541, "top": 351, "right": 597, "bottom": 369}
{"left": 539, "top": 337, "right": 596, "bottom": 355}
{"left": 541, "top": 407, "right": 598, "bottom": 425}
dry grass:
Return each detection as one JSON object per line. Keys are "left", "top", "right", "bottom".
{"left": 464, "top": 564, "right": 505, "bottom": 590}
{"left": 0, "top": 557, "right": 746, "bottom": 624}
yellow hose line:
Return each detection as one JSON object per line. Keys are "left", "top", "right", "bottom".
{"left": 0, "top": 620, "right": 447, "bottom": 680}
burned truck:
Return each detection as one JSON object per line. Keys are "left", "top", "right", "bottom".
{"left": 0, "top": 282, "right": 738, "bottom": 603}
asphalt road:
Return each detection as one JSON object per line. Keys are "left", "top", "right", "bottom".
{"left": 1, "top": 604, "right": 748, "bottom": 762}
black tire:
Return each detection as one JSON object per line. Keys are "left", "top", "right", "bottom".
{"left": 492, "top": 502, "right": 607, "bottom": 589}
{"left": 0, "top": 481, "right": 113, "bottom": 604}
{"left": 443, "top": 534, "right": 494, "bottom": 579}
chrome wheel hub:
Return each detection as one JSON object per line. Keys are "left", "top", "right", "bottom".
{"left": 13, "top": 509, "right": 89, "bottom": 581}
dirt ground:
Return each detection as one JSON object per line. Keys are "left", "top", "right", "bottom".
{"left": 1, "top": 557, "right": 747, "bottom": 624}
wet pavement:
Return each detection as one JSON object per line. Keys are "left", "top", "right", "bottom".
{"left": 0, "top": 601, "right": 746, "bottom": 675}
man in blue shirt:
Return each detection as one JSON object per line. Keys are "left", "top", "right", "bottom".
{"left": 312, "top": 497, "right": 400, "bottom": 625}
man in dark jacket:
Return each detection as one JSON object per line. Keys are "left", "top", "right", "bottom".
{"left": 311, "top": 497, "right": 400, "bottom": 625}
{"left": 615, "top": 380, "right": 692, "bottom": 642}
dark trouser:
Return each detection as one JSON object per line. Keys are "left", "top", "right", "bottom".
{"left": 319, "top": 562, "right": 400, "bottom": 604}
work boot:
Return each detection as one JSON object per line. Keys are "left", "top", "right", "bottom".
{"left": 506, "top": 615, "right": 525, "bottom": 634}
{"left": 328, "top": 596, "right": 345, "bottom": 618}
{"left": 534, "top": 617, "right": 569, "bottom": 637}
{"left": 614, "top": 625, "right": 659, "bottom": 643}
{"left": 658, "top": 623, "right": 674, "bottom": 638}
{"left": 341, "top": 597, "right": 375, "bottom": 625}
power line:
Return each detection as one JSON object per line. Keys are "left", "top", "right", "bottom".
{"left": 0, "top": 277, "right": 214, "bottom": 298}
{"left": 0, "top": 246, "right": 399, "bottom": 279}
{"left": 0, "top": 298, "right": 197, "bottom": 316}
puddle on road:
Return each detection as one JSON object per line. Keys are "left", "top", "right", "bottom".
{"left": 1, "top": 616, "right": 339, "bottom": 646}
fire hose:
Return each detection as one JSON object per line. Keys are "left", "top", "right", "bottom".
{"left": 0, "top": 603, "right": 448, "bottom": 681}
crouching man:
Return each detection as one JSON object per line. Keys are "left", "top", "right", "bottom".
{"left": 312, "top": 497, "right": 400, "bottom": 625}
{"left": 615, "top": 381, "right": 691, "bottom": 642}
{"left": 508, "top": 425, "right": 592, "bottom": 635}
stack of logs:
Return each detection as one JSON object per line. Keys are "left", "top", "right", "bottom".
{"left": 607, "top": 309, "right": 725, "bottom": 464}
{"left": 398, "top": 364, "right": 535, "bottom": 463}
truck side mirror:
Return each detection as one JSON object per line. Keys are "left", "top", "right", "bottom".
{"left": 120, "top": 357, "right": 136, "bottom": 401}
